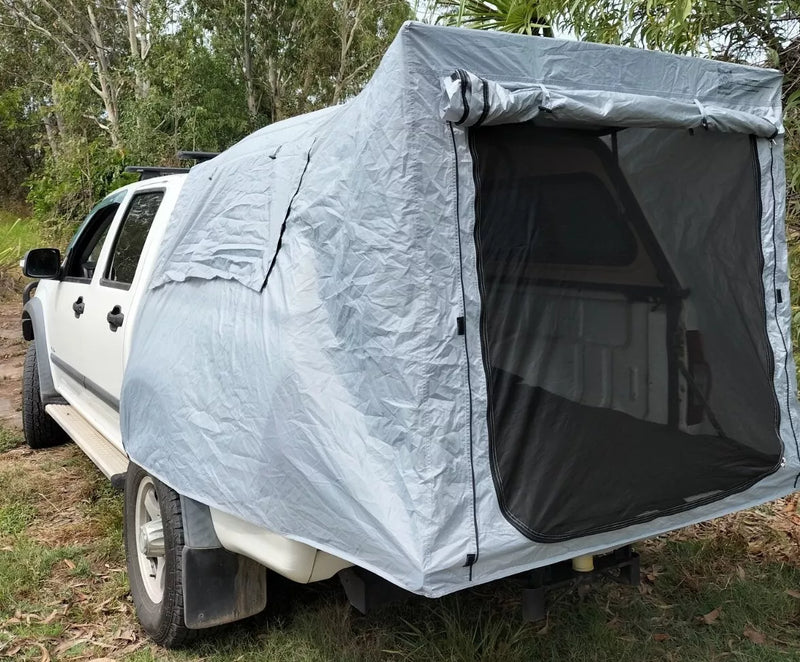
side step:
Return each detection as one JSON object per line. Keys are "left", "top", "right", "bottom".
{"left": 45, "top": 404, "right": 129, "bottom": 479}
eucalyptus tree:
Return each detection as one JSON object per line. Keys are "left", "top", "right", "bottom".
{"left": 191, "top": 0, "right": 411, "bottom": 125}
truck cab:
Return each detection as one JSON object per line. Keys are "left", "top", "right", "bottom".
{"left": 20, "top": 170, "right": 350, "bottom": 647}
{"left": 28, "top": 175, "right": 182, "bottom": 454}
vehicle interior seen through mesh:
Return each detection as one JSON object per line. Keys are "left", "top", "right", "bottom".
{"left": 471, "top": 124, "right": 783, "bottom": 542}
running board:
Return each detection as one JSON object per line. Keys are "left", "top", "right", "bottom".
{"left": 45, "top": 404, "right": 129, "bottom": 479}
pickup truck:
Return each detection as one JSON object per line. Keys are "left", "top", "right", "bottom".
{"left": 20, "top": 169, "right": 352, "bottom": 647}
{"left": 19, "top": 24, "right": 789, "bottom": 646}
{"left": 18, "top": 135, "right": 720, "bottom": 648}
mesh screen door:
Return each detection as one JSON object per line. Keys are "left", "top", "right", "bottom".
{"left": 471, "top": 124, "right": 782, "bottom": 542}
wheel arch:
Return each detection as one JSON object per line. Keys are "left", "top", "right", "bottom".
{"left": 22, "top": 297, "right": 61, "bottom": 404}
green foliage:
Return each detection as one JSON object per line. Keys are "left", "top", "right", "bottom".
{"left": 0, "top": 0, "right": 410, "bottom": 234}
{"left": 0, "top": 209, "right": 47, "bottom": 296}
{"left": 26, "top": 139, "right": 130, "bottom": 240}
{"left": 436, "top": 0, "right": 554, "bottom": 34}
{"left": 0, "top": 61, "right": 41, "bottom": 202}
{"left": 436, "top": 0, "right": 800, "bottom": 57}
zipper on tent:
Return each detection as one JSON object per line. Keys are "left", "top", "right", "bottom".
{"left": 261, "top": 147, "right": 314, "bottom": 291}
{"left": 448, "top": 121, "right": 480, "bottom": 578}
{"left": 752, "top": 137, "right": 793, "bottom": 466}
{"left": 753, "top": 137, "right": 800, "bottom": 482}
{"left": 474, "top": 78, "right": 490, "bottom": 128}
{"left": 466, "top": 126, "right": 509, "bottom": 548}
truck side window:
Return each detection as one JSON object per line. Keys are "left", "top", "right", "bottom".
{"left": 103, "top": 191, "right": 164, "bottom": 287}
{"left": 64, "top": 204, "right": 119, "bottom": 281}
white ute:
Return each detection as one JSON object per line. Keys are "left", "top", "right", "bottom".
{"left": 20, "top": 168, "right": 351, "bottom": 647}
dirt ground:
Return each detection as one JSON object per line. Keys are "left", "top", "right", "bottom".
{"left": 0, "top": 299, "right": 28, "bottom": 430}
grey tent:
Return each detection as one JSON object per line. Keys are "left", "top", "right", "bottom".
{"left": 122, "top": 22, "right": 800, "bottom": 596}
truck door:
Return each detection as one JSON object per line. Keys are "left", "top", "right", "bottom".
{"left": 72, "top": 189, "right": 164, "bottom": 448}
{"left": 50, "top": 191, "right": 126, "bottom": 429}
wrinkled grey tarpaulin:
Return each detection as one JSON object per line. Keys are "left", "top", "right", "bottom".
{"left": 122, "top": 22, "right": 799, "bottom": 596}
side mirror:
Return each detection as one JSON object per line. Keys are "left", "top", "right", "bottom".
{"left": 23, "top": 248, "right": 61, "bottom": 279}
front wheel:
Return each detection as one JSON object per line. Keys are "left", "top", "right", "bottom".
{"left": 22, "top": 343, "right": 68, "bottom": 449}
{"left": 124, "top": 464, "right": 194, "bottom": 648}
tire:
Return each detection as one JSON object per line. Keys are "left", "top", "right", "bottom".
{"left": 124, "top": 464, "right": 195, "bottom": 648}
{"left": 22, "top": 342, "right": 69, "bottom": 449}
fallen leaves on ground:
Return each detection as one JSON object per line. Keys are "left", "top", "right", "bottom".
{"left": 743, "top": 626, "right": 767, "bottom": 644}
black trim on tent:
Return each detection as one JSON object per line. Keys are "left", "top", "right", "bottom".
{"left": 474, "top": 78, "right": 490, "bottom": 128}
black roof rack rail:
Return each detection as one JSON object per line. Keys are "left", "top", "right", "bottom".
{"left": 177, "top": 150, "right": 219, "bottom": 163}
{"left": 124, "top": 165, "right": 189, "bottom": 181}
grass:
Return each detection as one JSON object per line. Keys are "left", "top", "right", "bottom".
{"left": 0, "top": 441, "right": 131, "bottom": 661}
{"left": 0, "top": 208, "right": 45, "bottom": 267}
{"left": 0, "top": 426, "right": 23, "bottom": 453}
{"left": 84, "top": 531, "right": 800, "bottom": 662}
{"left": 0, "top": 208, "right": 46, "bottom": 300}
{"left": 1, "top": 435, "right": 800, "bottom": 661}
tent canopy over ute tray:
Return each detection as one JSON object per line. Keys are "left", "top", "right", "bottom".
{"left": 122, "top": 22, "right": 799, "bottom": 597}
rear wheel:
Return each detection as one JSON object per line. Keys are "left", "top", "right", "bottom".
{"left": 124, "top": 464, "right": 194, "bottom": 648}
{"left": 22, "top": 343, "right": 68, "bottom": 449}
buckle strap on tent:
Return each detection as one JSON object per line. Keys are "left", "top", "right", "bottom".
{"left": 463, "top": 552, "right": 477, "bottom": 580}
{"left": 693, "top": 98, "right": 709, "bottom": 130}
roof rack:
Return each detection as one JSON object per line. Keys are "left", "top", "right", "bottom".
{"left": 177, "top": 150, "right": 219, "bottom": 163}
{"left": 124, "top": 165, "right": 189, "bottom": 181}
{"left": 123, "top": 150, "right": 220, "bottom": 181}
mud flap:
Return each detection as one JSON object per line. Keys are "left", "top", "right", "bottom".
{"left": 183, "top": 547, "right": 267, "bottom": 629}
{"left": 180, "top": 495, "right": 267, "bottom": 629}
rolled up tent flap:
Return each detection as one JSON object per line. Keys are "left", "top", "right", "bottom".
{"left": 441, "top": 69, "right": 781, "bottom": 137}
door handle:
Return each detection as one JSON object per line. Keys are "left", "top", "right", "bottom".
{"left": 72, "top": 296, "right": 85, "bottom": 318}
{"left": 107, "top": 305, "right": 124, "bottom": 332}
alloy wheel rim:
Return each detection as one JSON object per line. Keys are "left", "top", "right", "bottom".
{"left": 134, "top": 476, "right": 165, "bottom": 604}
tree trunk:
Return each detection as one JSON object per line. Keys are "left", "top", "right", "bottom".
{"left": 243, "top": 0, "right": 257, "bottom": 123}
{"left": 267, "top": 55, "right": 281, "bottom": 122}
{"left": 42, "top": 114, "right": 59, "bottom": 160}
{"left": 332, "top": 0, "right": 361, "bottom": 105}
{"left": 126, "top": 0, "right": 151, "bottom": 99}
{"left": 86, "top": 4, "right": 122, "bottom": 148}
